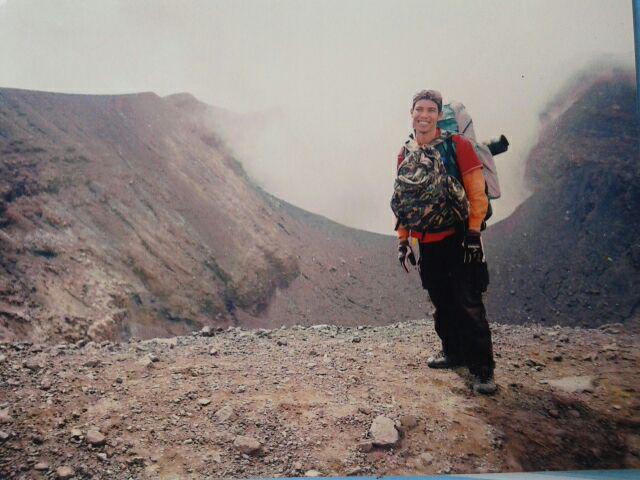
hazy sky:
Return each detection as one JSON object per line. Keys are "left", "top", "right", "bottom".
{"left": 0, "top": 0, "right": 635, "bottom": 234}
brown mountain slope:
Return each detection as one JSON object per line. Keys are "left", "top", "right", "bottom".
{"left": 485, "top": 69, "right": 639, "bottom": 328}
{"left": 0, "top": 88, "right": 425, "bottom": 343}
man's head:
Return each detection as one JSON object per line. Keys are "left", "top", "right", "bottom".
{"left": 411, "top": 89, "right": 443, "bottom": 138}
{"left": 411, "top": 89, "right": 442, "bottom": 113}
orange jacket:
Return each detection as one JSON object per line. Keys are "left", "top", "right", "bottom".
{"left": 396, "top": 131, "right": 488, "bottom": 243}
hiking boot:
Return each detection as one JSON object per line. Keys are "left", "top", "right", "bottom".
{"left": 427, "top": 355, "right": 463, "bottom": 369}
{"left": 472, "top": 375, "right": 497, "bottom": 395}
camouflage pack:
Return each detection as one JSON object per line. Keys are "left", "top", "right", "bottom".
{"left": 390, "top": 133, "right": 469, "bottom": 233}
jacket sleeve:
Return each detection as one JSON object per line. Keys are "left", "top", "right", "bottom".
{"left": 452, "top": 135, "right": 488, "bottom": 232}
{"left": 462, "top": 168, "right": 488, "bottom": 232}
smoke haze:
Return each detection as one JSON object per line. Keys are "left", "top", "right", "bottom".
{"left": 0, "top": 0, "right": 635, "bottom": 233}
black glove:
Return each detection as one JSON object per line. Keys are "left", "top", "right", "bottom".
{"left": 398, "top": 240, "right": 416, "bottom": 273}
{"left": 462, "top": 231, "right": 485, "bottom": 264}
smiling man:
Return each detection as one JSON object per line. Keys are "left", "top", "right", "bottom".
{"left": 394, "top": 89, "right": 497, "bottom": 394}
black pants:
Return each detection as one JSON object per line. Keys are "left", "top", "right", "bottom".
{"left": 418, "top": 232, "right": 495, "bottom": 378}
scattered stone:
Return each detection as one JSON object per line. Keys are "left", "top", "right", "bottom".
{"left": 34, "top": 462, "right": 49, "bottom": 471}
{"left": 352, "top": 336, "right": 361, "bottom": 343}
{"left": 553, "top": 355, "right": 563, "bottom": 362}
{"left": 0, "top": 409, "right": 12, "bottom": 424}
{"left": 24, "top": 357, "right": 43, "bottom": 371}
{"left": 357, "top": 441, "right": 374, "bottom": 453}
{"left": 399, "top": 415, "right": 419, "bottom": 430}
{"left": 200, "top": 326, "right": 214, "bottom": 337}
{"left": 209, "top": 348, "right": 219, "bottom": 356}
{"left": 83, "top": 359, "right": 102, "bottom": 368}
{"left": 214, "top": 405, "right": 235, "bottom": 423}
{"left": 358, "top": 406, "right": 372, "bottom": 415}
{"left": 0, "top": 354, "right": 5, "bottom": 363}
{"left": 127, "top": 456, "right": 145, "bottom": 466}
{"left": 0, "top": 430, "right": 10, "bottom": 441}
{"left": 40, "top": 378, "right": 53, "bottom": 390}
{"left": 569, "top": 409, "right": 581, "bottom": 418}
{"left": 138, "top": 356, "right": 154, "bottom": 368}
{"left": 305, "top": 470, "right": 323, "bottom": 477}
{"left": 56, "top": 465, "right": 75, "bottom": 479}
{"left": 419, "top": 452, "right": 434, "bottom": 466}
{"left": 97, "top": 452, "right": 108, "bottom": 461}
{"left": 524, "top": 358, "right": 545, "bottom": 368}
{"left": 197, "top": 398, "right": 211, "bottom": 406}
{"left": 70, "top": 428, "right": 83, "bottom": 439}
{"left": 233, "top": 435, "right": 262, "bottom": 455}
{"left": 277, "top": 339, "right": 288, "bottom": 346}
{"left": 548, "top": 409, "right": 560, "bottom": 418}
{"left": 369, "top": 415, "right": 399, "bottom": 447}
{"left": 547, "top": 376, "right": 595, "bottom": 394}
{"left": 86, "top": 429, "right": 106, "bottom": 446}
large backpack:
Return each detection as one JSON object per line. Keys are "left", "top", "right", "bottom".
{"left": 439, "top": 101, "right": 501, "bottom": 200}
{"left": 390, "top": 132, "right": 469, "bottom": 234}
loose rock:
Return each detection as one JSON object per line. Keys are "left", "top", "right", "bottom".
{"left": 233, "top": 435, "right": 262, "bottom": 455}
{"left": 357, "top": 440, "right": 374, "bottom": 453}
{"left": 419, "top": 452, "right": 434, "bottom": 466}
{"left": 86, "top": 429, "right": 106, "bottom": 446}
{"left": 214, "top": 405, "right": 235, "bottom": 423}
{"left": 369, "top": 415, "right": 399, "bottom": 447}
{"left": 24, "top": 357, "right": 43, "bottom": 371}
{"left": 0, "top": 410, "right": 12, "bottom": 424}
{"left": 547, "top": 376, "right": 595, "bottom": 394}
{"left": 399, "top": 415, "right": 419, "bottom": 430}
{"left": 56, "top": 465, "right": 75, "bottom": 479}
{"left": 201, "top": 326, "right": 214, "bottom": 337}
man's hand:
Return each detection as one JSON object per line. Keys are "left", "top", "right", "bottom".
{"left": 462, "top": 231, "right": 485, "bottom": 264}
{"left": 398, "top": 240, "right": 416, "bottom": 272}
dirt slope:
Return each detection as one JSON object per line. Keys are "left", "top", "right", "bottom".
{"left": 0, "top": 88, "right": 425, "bottom": 344}
{"left": 0, "top": 320, "right": 638, "bottom": 478}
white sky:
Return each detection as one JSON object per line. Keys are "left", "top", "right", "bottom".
{"left": 0, "top": 0, "right": 635, "bottom": 234}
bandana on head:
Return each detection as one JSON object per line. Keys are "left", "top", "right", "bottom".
{"left": 411, "top": 89, "right": 443, "bottom": 112}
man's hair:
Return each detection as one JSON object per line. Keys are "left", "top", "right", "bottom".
{"left": 412, "top": 89, "right": 443, "bottom": 112}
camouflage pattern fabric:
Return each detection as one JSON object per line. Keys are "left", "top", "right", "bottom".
{"left": 390, "top": 133, "right": 469, "bottom": 233}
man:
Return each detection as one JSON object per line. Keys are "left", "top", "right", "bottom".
{"left": 395, "top": 89, "right": 496, "bottom": 394}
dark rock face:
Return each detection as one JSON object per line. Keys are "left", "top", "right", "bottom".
{"left": 485, "top": 70, "right": 639, "bottom": 327}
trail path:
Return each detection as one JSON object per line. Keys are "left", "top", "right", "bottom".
{"left": 1, "top": 320, "right": 638, "bottom": 479}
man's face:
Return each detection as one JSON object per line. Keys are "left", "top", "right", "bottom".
{"left": 411, "top": 99, "right": 441, "bottom": 136}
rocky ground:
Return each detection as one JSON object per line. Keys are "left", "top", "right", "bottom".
{"left": 1, "top": 318, "right": 639, "bottom": 479}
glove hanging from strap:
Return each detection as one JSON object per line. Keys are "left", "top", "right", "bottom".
{"left": 398, "top": 239, "right": 416, "bottom": 272}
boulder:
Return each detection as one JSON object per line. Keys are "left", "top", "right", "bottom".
{"left": 369, "top": 415, "right": 399, "bottom": 447}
